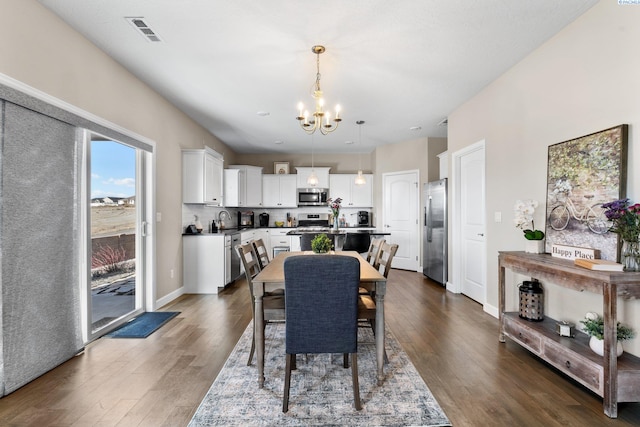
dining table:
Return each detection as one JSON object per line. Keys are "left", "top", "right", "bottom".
{"left": 251, "top": 250, "right": 388, "bottom": 388}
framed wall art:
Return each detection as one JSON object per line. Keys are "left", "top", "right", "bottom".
{"left": 544, "top": 124, "right": 628, "bottom": 261}
{"left": 274, "top": 161, "right": 290, "bottom": 175}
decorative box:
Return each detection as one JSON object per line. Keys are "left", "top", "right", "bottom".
{"left": 555, "top": 321, "right": 575, "bottom": 337}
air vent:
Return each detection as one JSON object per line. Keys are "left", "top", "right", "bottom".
{"left": 437, "top": 117, "right": 448, "bottom": 126}
{"left": 125, "top": 17, "right": 162, "bottom": 42}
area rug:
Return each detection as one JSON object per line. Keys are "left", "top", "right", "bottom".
{"left": 105, "top": 311, "right": 179, "bottom": 338}
{"left": 189, "top": 322, "right": 451, "bottom": 426}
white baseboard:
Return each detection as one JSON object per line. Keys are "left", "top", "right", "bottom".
{"left": 156, "top": 286, "right": 185, "bottom": 310}
{"left": 484, "top": 302, "right": 499, "bottom": 319}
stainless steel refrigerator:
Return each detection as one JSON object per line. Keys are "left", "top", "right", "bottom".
{"left": 423, "top": 178, "right": 447, "bottom": 285}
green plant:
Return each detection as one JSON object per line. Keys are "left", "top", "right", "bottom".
{"left": 580, "top": 312, "right": 635, "bottom": 341}
{"left": 311, "top": 233, "right": 333, "bottom": 253}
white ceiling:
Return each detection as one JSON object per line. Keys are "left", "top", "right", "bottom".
{"left": 38, "top": 0, "right": 598, "bottom": 154}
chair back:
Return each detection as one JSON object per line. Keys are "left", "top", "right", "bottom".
{"left": 252, "top": 238, "right": 270, "bottom": 269}
{"left": 300, "top": 233, "right": 336, "bottom": 252}
{"left": 284, "top": 255, "right": 360, "bottom": 355}
{"left": 366, "top": 238, "right": 385, "bottom": 267}
{"left": 377, "top": 242, "right": 399, "bottom": 278}
{"left": 343, "top": 233, "right": 371, "bottom": 253}
{"left": 236, "top": 243, "right": 261, "bottom": 294}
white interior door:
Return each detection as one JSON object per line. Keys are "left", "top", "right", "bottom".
{"left": 453, "top": 142, "right": 486, "bottom": 303}
{"left": 382, "top": 170, "right": 420, "bottom": 271}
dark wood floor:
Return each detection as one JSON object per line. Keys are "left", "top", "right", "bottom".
{"left": 1, "top": 269, "right": 640, "bottom": 426}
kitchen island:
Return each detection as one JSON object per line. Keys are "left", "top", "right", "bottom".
{"left": 286, "top": 228, "right": 390, "bottom": 252}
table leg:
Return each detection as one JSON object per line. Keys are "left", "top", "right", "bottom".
{"left": 603, "top": 282, "right": 618, "bottom": 418}
{"left": 498, "top": 264, "right": 506, "bottom": 342}
{"left": 254, "top": 287, "right": 265, "bottom": 388}
{"left": 375, "top": 280, "right": 386, "bottom": 386}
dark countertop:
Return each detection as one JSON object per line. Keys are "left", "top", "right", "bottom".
{"left": 286, "top": 229, "right": 389, "bottom": 236}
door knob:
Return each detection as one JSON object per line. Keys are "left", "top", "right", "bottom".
{"left": 478, "top": 233, "right": 484, "bottom": 236}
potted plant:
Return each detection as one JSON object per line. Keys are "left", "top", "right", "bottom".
{"left": 580, "top": 311, "right": 635, "bottom": 357}
{"left": 514, "top": 199, "right": 545, "bottom": 253}
{"left": 311, "top": 233, "right": 333, "bottom": 254}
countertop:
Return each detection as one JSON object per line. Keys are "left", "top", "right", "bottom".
{"left": 182, "top": 226, "right": 385, "bottom": 236}
{"left": 286, "top": 229, "right": 389, "bottom": 235}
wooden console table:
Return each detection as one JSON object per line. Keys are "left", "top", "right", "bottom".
{"left": 498, "top": 251, "right": 640, "bottom": 418}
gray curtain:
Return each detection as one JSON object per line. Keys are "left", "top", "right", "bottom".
{"left": 0, "top": 101, "right": 83, "bottom": 395}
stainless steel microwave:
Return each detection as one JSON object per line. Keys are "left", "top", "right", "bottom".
{"left": 297, "top": 188, "right": 329, "bottom": 206}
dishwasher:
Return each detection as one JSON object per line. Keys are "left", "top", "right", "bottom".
{"left": 229, "top": 232, "right": 241, "bottom": 283}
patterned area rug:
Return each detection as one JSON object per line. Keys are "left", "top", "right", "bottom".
{"left": 189, "top": 322, "right": 451, "bottom": 426}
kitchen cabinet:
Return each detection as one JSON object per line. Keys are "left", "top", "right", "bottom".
{"left": 296, "top": 167, "right": 330, "bottom": 188}
{"left": 329, "top": 174, "right": 373, "bottom": 207}
{"left": 269, "top": 228, "right": 292, "bottom": 257}
{"left": 498, "top": 251, "right": 640, "bottom": 418}
{"left": 182, "top": 147, "right": 224, "bottom": 205}
{"left": 262, "top": 175, "right": 297, "bottom": 207}
{"left": 183, "top": 235, "right": 226, "bottom": 293}
{"left": 225, "top": 165, "right": 263, "bottom": 207}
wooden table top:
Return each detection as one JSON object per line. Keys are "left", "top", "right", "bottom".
{"left": 253, "top": 251, "right": 386, "bottom": 284}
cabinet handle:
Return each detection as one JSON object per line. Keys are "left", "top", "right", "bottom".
{"left": 565, "top": 360, "right": 571, "bottom": 369}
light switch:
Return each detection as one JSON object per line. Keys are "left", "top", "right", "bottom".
{"left": 156, "top": 212, "right": 162, "bottom": 222}
{"left": 494, "top": 211, "right": 502, "bottom": 223}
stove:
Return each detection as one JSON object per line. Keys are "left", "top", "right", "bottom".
{"left": 297, "top": 213, "right": 330, "bottom": 230}
{"left": 296, "top": 226, "right": 331, "bottom": 232}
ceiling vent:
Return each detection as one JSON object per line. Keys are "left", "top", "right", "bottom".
{"left": 437, "top": 117, "right": 448, "bottom": 126}
{"left": 125, "top": 17, "right": 162, "bottom": 42}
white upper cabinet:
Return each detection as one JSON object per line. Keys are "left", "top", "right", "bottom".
{"left": 225, "top": 165, "right": 263, "bottom": 207}
{"left": 329, "top": 174, "right": 373, "bottom": 207}
{"left": 182, "top": 147, "right": 224, "bottom": 205}
{"left": 262, "top": 175, "right": 297, "bottom": 207}
{"left": 295, "top": 167, "right": 331, "bottom": 188}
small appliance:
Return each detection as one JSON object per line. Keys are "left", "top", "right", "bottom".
{"left": 237, "top": 211, "right": 254, "bottom": 228}
{"left": 297, "top": 188, "right": 329, "bottom": 206}
{"left": 259, "top": 212, "right": 269, "bottom": 227}
{"left": 357, "top": 210, "right": 371, "bottom": 227}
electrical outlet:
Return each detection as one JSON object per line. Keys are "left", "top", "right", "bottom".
{"left": 170, "top": 269, "right": 174, "bottom": 279}
{"left": 494, "top": 211, "right": 502, "bottom": 223}
{"left": 157, "top": 212, "right": 162, "bottom": 222}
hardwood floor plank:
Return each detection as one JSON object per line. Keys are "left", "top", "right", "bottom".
{"left": 1, "top": 271, "right": 640, "bottom": 426}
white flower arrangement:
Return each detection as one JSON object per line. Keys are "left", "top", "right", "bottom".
{"left": 514, "top": 199, "right": 545, "bottom": 240}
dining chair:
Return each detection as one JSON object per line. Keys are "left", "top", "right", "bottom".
{"left": 299, "top": 233, "right": 336, "bottom": 251}
{"left": 365, "top": 237, "right": 385, "bottom": 266}
{"left": 282, "top": 255, "right": 362, "bottom": 412}
{"left": 236, "top": 243, "right": 285, "bottom": 366}
{"left": 252, "top": 238, "right": 270, "bottom": 270}
{"left": 358, "top": 242, "right": 399, "bottom": 354}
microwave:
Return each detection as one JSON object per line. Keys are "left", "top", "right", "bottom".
{"left": 297, "top": 188, "right": 329, "bottom": 206}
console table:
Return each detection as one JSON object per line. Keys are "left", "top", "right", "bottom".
{"left": 498, "top": 251, "right": 640, "bottom": 418}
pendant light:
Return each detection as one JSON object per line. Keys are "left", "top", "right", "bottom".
{"left": 354, "top": 120, "right": 366, "bottom": 186}
{"left": 307, "top": 133, "right": 319, "bottom": 186}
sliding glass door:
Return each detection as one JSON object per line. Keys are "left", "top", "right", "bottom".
{"left": 85, "top": 132, "right": 151, "bottom": 340}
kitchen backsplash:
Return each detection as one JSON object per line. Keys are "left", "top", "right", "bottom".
{"left": 181, "top": 205, "right": 370, "bottom": 232}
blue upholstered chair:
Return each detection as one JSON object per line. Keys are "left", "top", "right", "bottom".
{"left": 282, "top": 255, "right": 362, "bottom": 412}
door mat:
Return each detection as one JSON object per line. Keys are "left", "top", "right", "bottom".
{"left": 106, "top": 311, "right": 180, "bottom": 338}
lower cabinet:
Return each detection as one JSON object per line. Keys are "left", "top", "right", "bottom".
{"left": 183, "top": 235, "right": 226, "bottom": 294}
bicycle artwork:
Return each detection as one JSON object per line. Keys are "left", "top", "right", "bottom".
{"left": 544, "top": 125, "right": 628, "bottom": 262}
{"left": 547, "top": 180, "right": 610, "bottom": 234}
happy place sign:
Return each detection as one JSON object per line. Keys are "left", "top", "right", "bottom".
{"left": 551, "top": 244, "right": 600, "bottom": 260}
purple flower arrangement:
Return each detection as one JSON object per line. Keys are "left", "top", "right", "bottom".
{"left": 602, "top": 198, "right": 640, "bottom": 242}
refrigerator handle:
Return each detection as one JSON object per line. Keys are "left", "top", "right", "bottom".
{"left": 426, "top": 196, "right": 433, "bottom": 242}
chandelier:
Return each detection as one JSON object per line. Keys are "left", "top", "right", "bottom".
{"left": 296, "top": 45, "right": 342, "bottom": 135}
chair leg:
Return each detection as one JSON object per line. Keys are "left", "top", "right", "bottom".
{"left": 351, "top": 353, "right": 362, "bottom": 410}
{"left": 247, "top": 323, "right": 256, "bottom": 366}
{"left": 283, "top": 353, "right": 294, "bottom": 413}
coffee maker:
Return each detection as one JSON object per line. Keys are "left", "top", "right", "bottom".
{"left": 259, "top": 212, "right": 269, "bottom": 227}
{"left": 237, "top": 211, "right": 254, "bottom": 228}
{"left": 357, "top": 210, "right": 371, "bottom": 227}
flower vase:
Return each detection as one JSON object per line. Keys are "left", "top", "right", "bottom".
{"left": 333, "top": 216, "right": 339, "bottom": 230}
{"left": 525, "top": 239, "right": 545, "bottom": 254}
{"left": 588, "top": 336, "right": 623, "bottom": 357}
{"left": 621, "top": 240, "right": 640, "bottom": 272}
